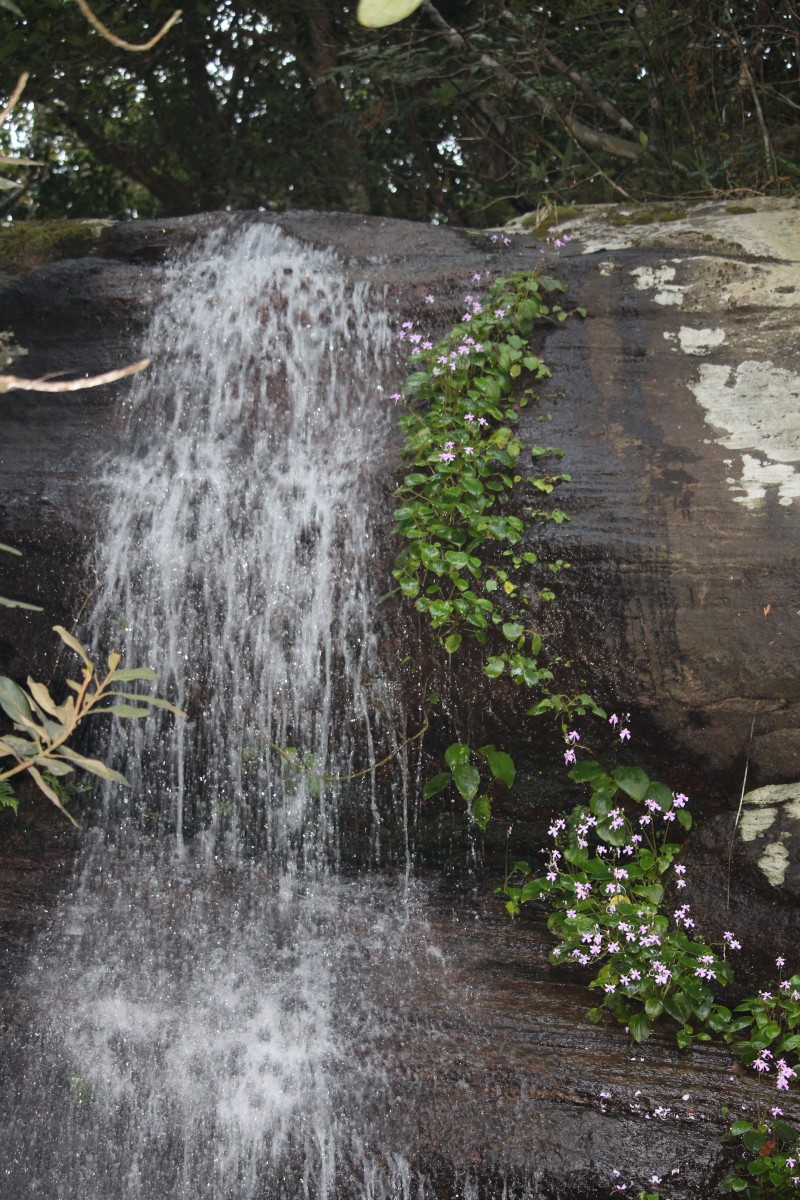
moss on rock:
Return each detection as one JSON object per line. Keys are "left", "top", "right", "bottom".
{"left": 0, "top": 219, "right": 113, "bottom": 275}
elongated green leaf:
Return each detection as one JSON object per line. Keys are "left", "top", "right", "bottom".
{"left": 0, "top": 676, "right": 33, "bottom": 725}
{"left": 471, "top": 794, "right": 492, "bottom": 829}
{"left": 480, "top": 745, "right": 515, "bottom": 788}
{"left": 423, "top": 771, "right": 451, "bottom": 800}
{"left": 452, "top": 762, "right": 480, "bottom": 803}
{"left": 94, "top": 704, "right": 151, "bottom": 719}
{"left": 52, "top": 626, "right": 91, "bottom": 667}
{"left": 57, "top": 745, "right": 129, "bottom": 786}
{"left": 26, "top": 678, "right": 61, "bottom": 719}
{"left": 35, "top": 757, "right": 73, "bottom": 776}
{"left": 0, "top": 733, "right": 37, "bottom": 757}
{"left": 109, "top": 667, "right": 158, "bottom": 682}
{"left": 0, "top": 596, "right": 44, "bottom": 611}
{"left": 0, "top": 542, "right": 22, "bottom": 556}
{"left": 108, "top": 691, "right": 186, "bottom": 716}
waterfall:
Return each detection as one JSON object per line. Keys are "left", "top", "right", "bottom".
{"left": 0, "top": 222, "right": 454, "bottom": 1200}
{"left": 92, "top": 221, "right": 401, "bottom": 867}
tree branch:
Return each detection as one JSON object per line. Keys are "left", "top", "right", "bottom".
{"left": 72, "top": 0, "right": 182, "bottom": 53}
{"left": 420, "top": 0, "right": 646, "bottom": 163}
{"left": 0, "top": 359, "right": 150, "bottom": 395}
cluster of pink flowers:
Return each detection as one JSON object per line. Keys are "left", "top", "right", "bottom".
{"left": 396, "top": 319, "right": 433, "bottom": 358}
{"left": 673, "top": 903, "right": 695, "bottom": 931}
{"left": 754, "top": 1049, "right": 798, "bottom": 1091}
{"left": 608, "top": 712, "right": 631, "bottom": 741}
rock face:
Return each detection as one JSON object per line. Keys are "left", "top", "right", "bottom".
{"left": 515, "top": 199, "right": 800, "bottom": 795}
{"left": 1, "top": 203, "right": 797, "bottom": 789}
{"left": 1, "top": 203, "right": 799, "bottom": 1196}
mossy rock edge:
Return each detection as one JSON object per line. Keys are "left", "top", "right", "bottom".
{"left": 0, "top": 219, "right": 114, "bottom": 275}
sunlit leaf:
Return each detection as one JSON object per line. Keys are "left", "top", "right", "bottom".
{"left": 109, "top": 691, "right": 186, "bottom": 717}
{"left": 0, "top": 675, "right": 33, "bottom": 725}
{"left": 0, "top": 596, "right": 44, "bottom": 611}
{"left": 108, "top": 666, "right": 158, "bottom": 682}
{"left": 94, "top": 704, "right": 151, "bottom": 719}
{"left": 0, "top": 733, "right": 37, "bottom": 757}
{"left": 52, "top": 625, "right": 92, "bottom": 667}
{"left": 57, "top": 745, "right": 129, "bottom": 786}
{"left": 26, "top": 678, "right": 60, "bottom": 718}
{"left": 357, "top": 0, "right": 424, "bottom": 25}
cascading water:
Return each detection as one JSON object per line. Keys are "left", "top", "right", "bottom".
{"left": 0, "top": 222, "right": 456, "bottom": 1200}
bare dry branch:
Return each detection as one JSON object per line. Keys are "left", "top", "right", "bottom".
{"left": 0, "top": 358, "right": 150, "bottom": 394}
{"left": 73, "top": 0, "right": 182, "bottom": 52}
{"left": 420, "top": 1, "right": 645, "bottom": 163}
{"left": 0, "top": 72, "right": 29, "bottom": 131}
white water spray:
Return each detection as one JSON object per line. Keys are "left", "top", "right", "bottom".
{"left": 0, "top": 223, "right": 450, "bottom": 1200}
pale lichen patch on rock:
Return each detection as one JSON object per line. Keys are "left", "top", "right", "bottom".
{"left": 676, "top": 326, "right": 726, "bottom": 356}
{"left": 739, "top": 783, "right": 800, "bottom": 889}
{"left": 757, "top": 840, "right": 791, "bottom": 887}
{"left": 687, "top": 360, "right": 800, "bottom": 508}
{"left": 630, "top": 264, "right": 684, "bottom": 306}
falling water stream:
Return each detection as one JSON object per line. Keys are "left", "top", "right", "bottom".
{"left": 0, "top": 223, "right": 458, "bottom": 1199}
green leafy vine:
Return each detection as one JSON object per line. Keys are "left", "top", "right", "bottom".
{"left": 390, "top": 246, "right": 800, "bottom": 1198}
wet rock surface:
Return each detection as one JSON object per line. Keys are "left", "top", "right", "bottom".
{"left": 355, "top": 887, "right": 800, "bottom": 1199}
{"left": 1, "top": 203, "right": 799, "bottom": 1195}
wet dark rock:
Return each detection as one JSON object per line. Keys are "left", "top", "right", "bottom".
{"left": 1, "top": 204, "right": 799, "bottom": 1196}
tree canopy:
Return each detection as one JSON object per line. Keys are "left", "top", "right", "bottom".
{"left": 1, "top": 0, "right": 798, "bottom": 224}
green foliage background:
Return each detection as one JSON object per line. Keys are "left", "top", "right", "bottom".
{"left": 1, "top": 0, "right": 798, "bottom": 223}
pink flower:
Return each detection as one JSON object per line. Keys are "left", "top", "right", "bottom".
{"left": 620, "top": 728, "right": 631, "bottom": 742}
{"left": 564, "top": 748, "right": 576, "bottom": 765}
{"left": 439, "top": 452, "right": 455, "bottom": 463}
